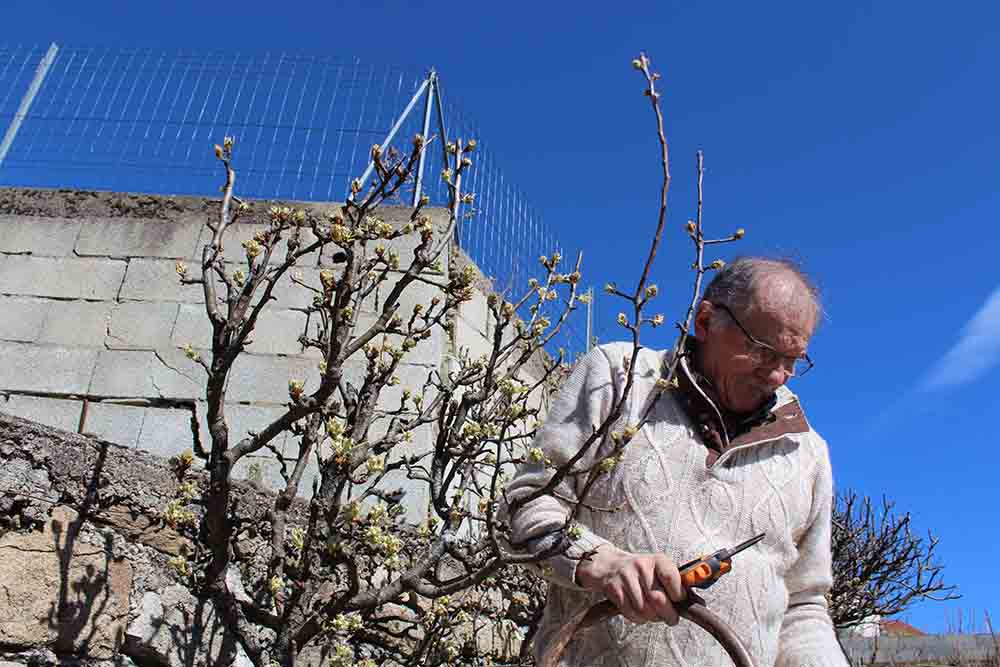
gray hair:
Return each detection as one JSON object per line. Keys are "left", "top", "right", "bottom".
{"left": 702, "top": 256, "right": 822, "bottom": 325}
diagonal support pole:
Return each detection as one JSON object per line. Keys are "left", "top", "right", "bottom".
{"left": 0, "top": 42, "right": 59, "bottom": 168}
{"left": 351, "top": 73, "right": 431, "bottom": 201}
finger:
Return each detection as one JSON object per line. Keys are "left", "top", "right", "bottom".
{"left": 654, "top": 556, "right": 686, "bottom": 603}
{"left": 607, "top": 582, "right": 642, "bottom": 624}
{"left": 653, "top": 558, "right": 683, "bottom": 626}
{"left": 623, "top": 568, "right": 656, "bottom": 623}
{"left": 635, "top": 558, "right": 664, "bottom": 623}
{"left": 645, "top": 586, "right": 673, "bottom": 624}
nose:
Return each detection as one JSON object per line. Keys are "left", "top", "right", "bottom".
{"left": 757, "top": 365, "right": 790, "bottom": 389}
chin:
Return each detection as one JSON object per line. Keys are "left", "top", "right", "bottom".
{"left": 726, "top": 390, "right": 767, "bottom": 414}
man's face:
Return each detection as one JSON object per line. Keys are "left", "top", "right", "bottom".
{"left": 693, "top": 279, "right": 815, "bottom": 414}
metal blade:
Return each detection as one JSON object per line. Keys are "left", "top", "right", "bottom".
{"left": 723, "top": 532, "right": 766, "bottom": 559}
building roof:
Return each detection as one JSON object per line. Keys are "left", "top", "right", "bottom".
{"left": 880, "top": 619, "right": 926, "bottom": 636}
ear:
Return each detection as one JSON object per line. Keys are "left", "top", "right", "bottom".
{"left": 693, "top": 301, "right": 713, "bottom": 342}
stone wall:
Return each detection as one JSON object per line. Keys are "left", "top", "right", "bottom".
{"left": 0, "top": 411, "right": 314, "bottom": 666}
{"left": 0, "top": 187, "right": 520, "bottom": 523}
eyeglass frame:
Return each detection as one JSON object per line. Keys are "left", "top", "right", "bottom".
{"left": 708, "top": 301, "right": 815, "bottom": 377}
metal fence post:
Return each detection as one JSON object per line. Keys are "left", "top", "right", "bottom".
{"left": 411, "top": 71, "right": 436, "bottom": 207}
{"left": 0, "top": 42, "right": 59, "bottom": 168}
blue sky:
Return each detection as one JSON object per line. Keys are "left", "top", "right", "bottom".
{"left": 7, "top": 0, "right": 999, "bottom": 634}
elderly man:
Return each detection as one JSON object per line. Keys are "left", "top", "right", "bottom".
{"left": 505, "top": 257, "right": 846, "bottom": 666}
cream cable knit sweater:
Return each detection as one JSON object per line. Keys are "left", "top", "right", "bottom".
{"left": 505, "top": 343, "right": 847, "bottom": 667}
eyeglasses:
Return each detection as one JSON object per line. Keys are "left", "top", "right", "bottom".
{"left": 711, "top": 302, "right": 814, "bottom": 377}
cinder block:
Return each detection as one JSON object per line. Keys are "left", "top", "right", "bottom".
{"left": 84, "top": 402, "right": 144, "bottom": 447}
{"left": 0, "top": 296, "right": 49, "bottom": 342}
{"left": 459, "top": 289, "right": 490, "bottom": 337}
{"left": 0, "top": 342, "right": 97, "bottom": 393}
{"left": 231, "top": 453, "right": 319, "bottom": 497}
{"left": 360, "top": 273, "right": 442, "bottom": 319}
{"left": 0, "top": 216, "right": 81, "bottom": 256}
{"left": 195, "top": 401, "right": 289, "bottom": 453}
{"left": 199, "top": 222, "right": 319, "bottom": 266}
{"left": 1, "top": 394, "right": 82, "bottom": 432}
{"left": 353, "top": 312, "right": 445, "bottom": 368}
{"left": 455, "top": 315, "right": 495, "bottom": 362}
{"left": 172, "top": 304, "right": 307, "bottom": 356}
{"left": 170, "top": 304, "right": 213, "bottom": 350}
{"left": 358, "top": 420, "right": 436, "bottom": 525}
{"left": 119, "top": 258, "right": 317, "bottom": 311}
{"left": 137, "top": 406, "right": 196, "bottom": 459}
{"left": 38, "top": 300, "right": 114, "bottom": 347}
{"left": 75, "top": 218, "right": 201, "bottom": 259}
{"left": 318, "top": 208, "right": 452, "bottom": 274}
{"left": 224, "top": 353, "right": 323, "bottom": 404}
{"left": 106, "top": 302, "right": 179, "bottom": 350}
{"left": 0, "top": 255, "right": 126, "bottom": 300}
{"left": 245, "top": 264, "right": 318, "bottom": 310}
{"left": 119, "top": 259, "right": 205, "bottom": 303}
{"left": 374, "top": 360, "right": 440, "bottom": 409}
{"left": 89, "top": 349, "right": 202, "bottom": 400}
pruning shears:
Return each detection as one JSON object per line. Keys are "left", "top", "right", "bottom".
{"left": 541, "top": 532, "right": 768, "bottom": 667}
{"left": 678, "top": 532, "right": 766, "bottom": 590}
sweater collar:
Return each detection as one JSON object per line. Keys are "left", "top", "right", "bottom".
{"left": 673, "top": 339, "right": 808, "bottom": 453}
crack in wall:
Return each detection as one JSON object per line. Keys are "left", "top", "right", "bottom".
{"left": 151, "top": 351, "right": 197, "bottom": 385}
{"left": 1, "top": 389, "right": 200, "bottom": 454}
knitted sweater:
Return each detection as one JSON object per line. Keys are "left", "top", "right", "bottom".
{"left": 505, "top": 343, "right": 847, "bottom": 667}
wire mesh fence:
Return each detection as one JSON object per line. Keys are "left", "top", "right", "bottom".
{"left": 0, "top": 43, "right": 591, "bottom": 358}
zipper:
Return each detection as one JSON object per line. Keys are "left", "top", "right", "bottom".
{"left": 709, "top": 433, "right": 797, "bottom": 469}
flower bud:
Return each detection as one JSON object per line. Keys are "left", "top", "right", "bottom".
{"left": 734, "top": 228, "right": 746, "bottom": 239}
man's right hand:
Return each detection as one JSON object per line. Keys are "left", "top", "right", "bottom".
{"left": 575, "top": 544, "right": 686, "bottom": 625}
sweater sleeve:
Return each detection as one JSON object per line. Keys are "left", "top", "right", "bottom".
{"left": 775, "top": 434, "right": 849, "bottom": 667}
{"left": 502, "top": 344, "right": 621, "bottom": 590}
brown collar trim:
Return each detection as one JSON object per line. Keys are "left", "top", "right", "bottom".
{"left": 730, "top": 400, "right": 809, "bottom": 448}
{"left": 673, "top": 351, "right": 810, "bottom": 454}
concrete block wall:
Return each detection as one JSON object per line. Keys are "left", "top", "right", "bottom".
{"left": 838, "top": 633, "right": 999, "bottom": 664}
{"left": 0, "top": 188, "right": 535, "bottom": 521}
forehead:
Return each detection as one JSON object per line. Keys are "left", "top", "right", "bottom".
{"left": 742, "top": 274, "right": 816, "bottom": 351}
